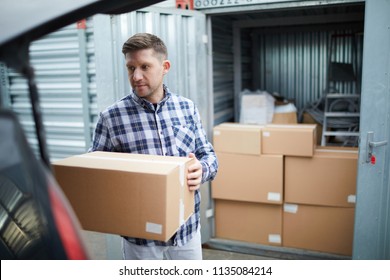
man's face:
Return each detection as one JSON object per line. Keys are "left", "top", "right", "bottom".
{"left": 125, "top": 48, "right": 170, "bottom": 104}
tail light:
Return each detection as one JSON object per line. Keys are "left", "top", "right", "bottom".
{"left": 47, "top": 175, "right": 89, "bottom": 260}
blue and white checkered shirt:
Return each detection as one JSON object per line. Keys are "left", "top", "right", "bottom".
{"left": 89, "top": 85, "right": 218, "bottom": 247}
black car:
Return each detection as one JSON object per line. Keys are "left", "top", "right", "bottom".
{"left": 0, "top": 0, "right": 162, "bottom": 260}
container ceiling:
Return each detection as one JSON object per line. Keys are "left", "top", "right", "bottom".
{"left": 209, "top": 1, "right": 365, "bottom": 29}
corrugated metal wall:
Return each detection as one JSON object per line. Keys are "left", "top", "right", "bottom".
{"left": 253, "top": 29, "right": 364, "bottom": 110}
{"left": 212, "top": 16, "right": 234, "bottom": 125}
{"left": 240, "top": 28, "right": 253, "bottom": 92}
{"left": 6, "top": 20, "right": 96, "bottom": 161}
{"left": 211, "top": 18, "right": 261, "bottom": 126}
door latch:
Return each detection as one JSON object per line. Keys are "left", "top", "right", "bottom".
{"left": 366, "top": 131, "right": 388, "bottom": 163}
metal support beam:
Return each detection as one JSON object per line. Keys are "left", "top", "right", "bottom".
{"left": 77, "top": 20, "right": 92, "bottom": 150}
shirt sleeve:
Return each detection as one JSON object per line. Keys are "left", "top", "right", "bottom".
{"left": 88, "top": 112, "right": 113, "bottom": 152}
{"left": 192, "top": 105, "right": 219, "bottom": 184}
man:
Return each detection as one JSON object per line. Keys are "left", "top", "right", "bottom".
{"left": 89, "top": 33, "right": 218, "bottom": 260}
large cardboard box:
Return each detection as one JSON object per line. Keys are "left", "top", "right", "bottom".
{"left": 283, "top": 203, "right": 355, "bottom": 256}
{"left": 212, "top": 152, "right": 284, "bottom": 204}
{"left": 213, "top": 123, "right": 263, "bottom": 155}
{"left": 285, "top": 147, "right": 358, "bottom": 207}
{"left": 215, "top": 199, "right": 282, "bottom": 246}
{"left": 52, "top": 151, "right": 194, "bottom": 242}
{"left": 272, "top": 112, "right": 298, "bottom": 124}
{"left": 262, "top": 124, "right": 317, "bottom": 157}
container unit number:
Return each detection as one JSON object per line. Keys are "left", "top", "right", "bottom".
{"left": 194, "top": 0, "right": 296, "bottom": 9}
{"left": 194, "top": 0, "right": 253, "bottom": 9}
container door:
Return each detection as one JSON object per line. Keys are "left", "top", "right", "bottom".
{"left": 353, "top": 0, "right": 390, "bottom": 259}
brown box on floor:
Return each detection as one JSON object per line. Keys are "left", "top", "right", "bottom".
{"left": 215, "top": 199, "right": 282, "bottom": 246}
{"left": 52, "top": 151, "right": 194, "bottom": 242}
{"left": 211, "top": 152, "right": 284, "bottom": 204}
{"left": 262, "top": 124, "right": 317, "bottom": 157}
{"left": 213, "top": 123, "right": 263, "bottom": 155}
{"left": 283, "top": 203, "right": 355, "bottom": 256}
{"left": 285, "top": 147, "right": 358, "bottom": 207}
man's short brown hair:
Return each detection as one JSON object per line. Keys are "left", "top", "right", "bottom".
{"left": 122, "top": 33, "right": 168, "bottom": 60}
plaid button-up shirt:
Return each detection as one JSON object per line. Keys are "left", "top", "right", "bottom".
{"left": 89, "top": 85, "right": 218, "bottom": 247}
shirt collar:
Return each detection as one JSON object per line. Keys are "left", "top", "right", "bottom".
{"left": 130, "top": 84, "right": 171, "bottom": 110}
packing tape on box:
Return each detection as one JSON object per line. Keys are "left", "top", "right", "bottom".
{"left": 284, "top": 203, "right": 298, "bottom": 214}
{"left": 262, "top": 131, "right": 271, "bottom": 137}
{"left": 268, "top": 234, "right": 281, "bottom": 244}
{"left": 348, "top": 195, "right": 356, "bottom": 204}
{"left": 146, "top": 222, "right": 163, "bottom": 235}
{"left": 145, "top": 201, "right": 185, "bottom": 235}
{"left": 77, "top": 154, "right": 186, "bottom": 186}
{"left": 267, "top": 192, "right": 281, "bottom": 202}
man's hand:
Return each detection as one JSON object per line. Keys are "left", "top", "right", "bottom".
{"left": 187, "top": 153, "right": 202, "bottom": 191}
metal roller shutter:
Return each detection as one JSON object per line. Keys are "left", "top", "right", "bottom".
{"left": 6, "top": 19, "right": 96, "bottom": 161}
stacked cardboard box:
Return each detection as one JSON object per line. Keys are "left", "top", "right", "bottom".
{"left": 212, "top": 122, "right": 283, "bottom": 246}
{"left": 283, "top": 147, "right": 358, "bottom": 256}
{"left": 212, "top": 122, "right": 357, "bottom": 256}
{"left": 261, "top": 124, "right": 317, "bottom": 157}
{"left": 212, "top": 123, "right": 316, "bottom": 247}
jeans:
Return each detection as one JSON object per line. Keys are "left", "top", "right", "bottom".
{"left": 121, "top": 227, "right": 202, "bottom": 260}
